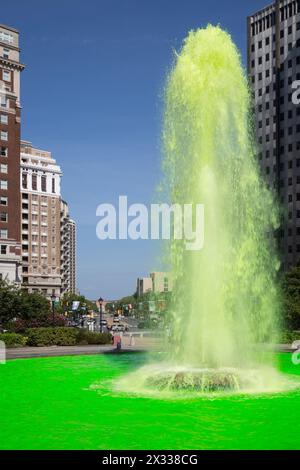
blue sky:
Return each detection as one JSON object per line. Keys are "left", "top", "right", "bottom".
{"left": 2, "top": 0, "right": 269, "bottom": 299}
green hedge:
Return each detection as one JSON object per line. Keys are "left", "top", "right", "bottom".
{"left": 280, "top": 331, "right": 300, "bottom": 344}
{"left": 0, "top": 332, "right": 27, "bottom": 348}
{"left": 76, "top": 329, "right": 112, "bottom": 345}
{"left": 26, "top": 327, "right": 78, "bottom": 347}
{"left": 25, "top": 327, "right": 112, "bottom": 347}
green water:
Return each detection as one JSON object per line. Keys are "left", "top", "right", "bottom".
{"left": 162, "top": 26, "right": 280, "bottom": 368}
{"left": 0, "top": 353, "right": 300, "bottom": 450}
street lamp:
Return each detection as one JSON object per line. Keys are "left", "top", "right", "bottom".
{"left": 98, "top": 297, "right": 103, "bottom": 333}
{"left": 51, "top": 294, "right": 56, "bottom": 326}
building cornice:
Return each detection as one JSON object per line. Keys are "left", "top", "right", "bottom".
{"left": 0, "top": 57, "right": 25, "bottom": 71}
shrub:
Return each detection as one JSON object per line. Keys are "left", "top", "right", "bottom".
{"left": 280, "top": 331, "right": 300, "bottom": 344}
{"left": 26, "top": 327, "right": 78, "bottom": 347}
{"left": 76, "top": 329, "right": 112, "bottom": 345}
{"left": 0, "top": 332, "right": 27, "bottom": 348}
{"left": 6, "top": 314, "right": 67, "bottom": 333}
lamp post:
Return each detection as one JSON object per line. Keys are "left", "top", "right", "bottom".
{"left": 98, "top": 297, "right": 103, "bottom": 333}
{"left": 51, "top": 294, "right": 56, "bottom": 326}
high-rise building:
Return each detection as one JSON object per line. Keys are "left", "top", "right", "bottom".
{"left": 248, "top": 0, "right": 300, "bottom": 270}
{"left": 61, "top": 200, "right": 76, "bottom": 295}
{"left": 0, "top": 25, "right": 24, "bottom": 283}
{"left": 20, "top": 141, "right": 62, "bottom": 298}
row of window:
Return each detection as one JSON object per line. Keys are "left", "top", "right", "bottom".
{"left": 251, "top": 1, "right": 300, "bottom": 37}
{"left": 22, "top": 173, "right": 56, "bottom": 193}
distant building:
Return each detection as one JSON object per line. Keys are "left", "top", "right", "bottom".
{"left": 0, "top": 25, "right": 25, "bottom": 284}
{"left": 136, "top": 277, "right": 152, "bottom": 296}
{"left": 61, "top": 199, "right": 76, "bottom": 295}
{"left": 20, "top": 141, "right": 62, "bottom": 298}
{"left": 151, "top": 272, "right": 172, "bottom": 293}
{"left": 136, "top": 272, "right": 172, "bottom": 297}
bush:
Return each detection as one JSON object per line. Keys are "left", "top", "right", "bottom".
{"left": 26, "top": 327, "right": 78, "bottom": 347}
{"left": 6, "top": 314, "right": 67, "bottom": 333}
{"left": 25, "top": 327, "right": 112, "bottom": 347}
{"left": 76, "top": 329, "right": 112, "bottom": 345}
{"left": 280, "top": 331, "right": 300, "bottom": 344}
{"left": 0, "top": 332, "right": 27, "bottom": 348}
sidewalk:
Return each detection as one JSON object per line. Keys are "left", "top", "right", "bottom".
{"left": 6, "top": 336, "right": 163, "bottom": 360}
{"left": 5, "top": 341, "right": 294, "bottom": 360}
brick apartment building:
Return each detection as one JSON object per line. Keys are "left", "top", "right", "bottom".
{"left": 0, "top": 24, "right": 24, "bottom": 283}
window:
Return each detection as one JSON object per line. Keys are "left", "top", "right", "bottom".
{"left": 0, "top": 163, "right": 7, "bottom": 173}
{"left": 0, "top": 212, "right": 7, "bottom": 222}
{"left": 0, "top": 131, "right": 8, "bottom": 141}
{"left": 52, "top": 178, "right": 55, "bottom": 193}
{"left": 0, "top": 245, "right": 7, "bottom": 255}
{"left": 22, "top": 173, "right": 27, "bottom": 189}
{"left": 32, "top": 174, "right": 37, "bottom": 191}
{"left": 0, "top": 147, "right": 7, "bottom": 157}
{"left": 0, "top": 114, "right": 7, "bottom": 124}
{"left": 0, "top": 229, "right": 8, "bottom": 239}
{"left": 0, "top": 95, "right": 7, "bottom": 108}
{"left": 0, "top": 180, "right": 7, "bottom": 190}
{"left": 0, "top": 196, "right": 7, "bottom": 205}
{"left": 41, "top": 175, "right": 46, "bottom": 192}
{"left": 2, "top": 70, "right": 10, "bottom": 82}
{"left": 0, "top": 32, "right": 13, "bottom": 44}
{"left": 3, "top": 48, "right": 9, "bottom": 59}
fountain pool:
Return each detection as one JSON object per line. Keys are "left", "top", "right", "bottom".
{"left": 0, "top": 352, "right": 300, "bottom": 450}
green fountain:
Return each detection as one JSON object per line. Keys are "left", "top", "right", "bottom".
{"left": 117, "top": 25, "right": 290, "bottom": 396}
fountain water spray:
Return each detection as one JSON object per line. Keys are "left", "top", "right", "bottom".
{"left": 162, "top": 25, "right": 280, "bottom": 372}
{"left": 116, "top": 25, "right": 288, "bottom": 396}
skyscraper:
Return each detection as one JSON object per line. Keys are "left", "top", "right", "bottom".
{"left": 61, "top": 200, "right": 76, "bottom": 295}
{"left": 248, "top": 0, "right": 300, "bottom": 270}
{"left": 0, "top": 25, "right": 24, "bottom": 283}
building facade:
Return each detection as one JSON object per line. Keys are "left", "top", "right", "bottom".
{"left": 20, "top": 141, "right": 62, "bottom": 298}
{"left": 61, "top": 200, "right": 76, "bottom": 295}
{"left": 248, "top": 0, "right": 300, "bottom": 269}
{"left": 0, "top": 25, "right": 24, "bottom": 283}
{"left": 136, "top": 272, "right": 172, "bottom": 297}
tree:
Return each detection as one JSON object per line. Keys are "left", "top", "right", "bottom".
{"left": 58, "top": 292, "right": 97, "bottom": 314}
{"left": 282, "top": 265, "right": 300, "bottom": 330}
{"left": 0, "top": 280, "right": 51, "bottom": 326}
